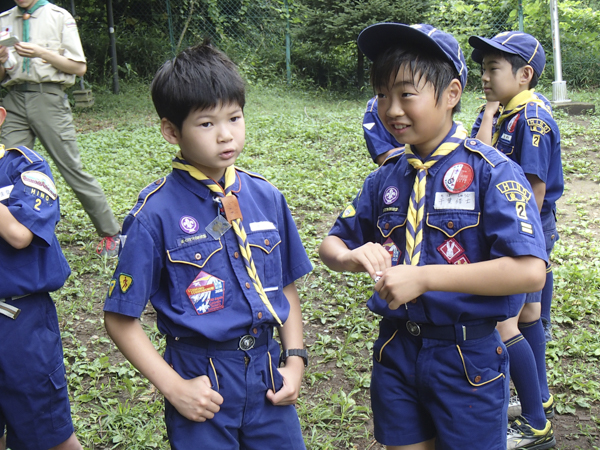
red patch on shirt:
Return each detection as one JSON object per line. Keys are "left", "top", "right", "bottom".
{"left": 437, "top": 238, "right": 466, "bottom": 264}
{"left": 186, "top": 270, "right": 225, "bottom": 315}
{"left": 443, "top": 163, "right": 474, "bottom": 194}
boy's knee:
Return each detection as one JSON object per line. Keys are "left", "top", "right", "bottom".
{"left": 520, "top": 302, "right": 541, "bottom": 322}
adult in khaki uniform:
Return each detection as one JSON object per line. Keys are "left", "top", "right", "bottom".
{"left": 0, "top": 0, "right": 120, "bottom": 256}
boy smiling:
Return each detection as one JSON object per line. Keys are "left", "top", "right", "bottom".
{"left": 320, "top": 23, "right": 548, "bottom": 449}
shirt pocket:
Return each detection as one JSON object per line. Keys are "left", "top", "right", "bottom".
{"left": 167, "top": 239, "right": 229, "bottom": 315}
{"left": 377, "top": 212, "right": 407, "bottom": 239}
{"left": 495, "top": 140, "right": 514, "bottom": 156}
{"left": 426, "top": 211, "right": 480, "bottom": 264}
{"left": 245, "top": 230, "right": 282, "bottom": 295}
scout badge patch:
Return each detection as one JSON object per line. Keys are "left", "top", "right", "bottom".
{"left": 186, "top": 270, "right": 225, "bottom": 315}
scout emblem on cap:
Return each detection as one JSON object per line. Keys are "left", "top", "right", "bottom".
{"left": 186, "top": 270, "right": 225, "bottom": 315}
{"left": 179, "top": 215, "right": 200, "bottom": 235}
{"left": 443, "top": 163, "right": 473, "bottom": 194}
{"left": 383, "top": 186, "right": 400, "bottom": 205}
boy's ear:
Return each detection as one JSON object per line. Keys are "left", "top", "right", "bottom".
{"left": 519, "top": 65, "right": 534, "bottom": 86}
{"left": 446, "top": 79, "right": 462, "bottom": 110}
{"left": 160, "top": 118, "right": 180, "bottom": 145}
{"left": 0, "top": 107, "right": 7, "bottom": 127}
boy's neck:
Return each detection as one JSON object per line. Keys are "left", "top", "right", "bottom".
{"left": 412, "top": 120, "right": 455, "bottom": 160}
{"left": 501, "top": 87, "right": 533, "bottom": 109}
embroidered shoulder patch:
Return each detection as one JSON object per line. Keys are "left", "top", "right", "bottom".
{"left": 527, "top": 118, "right": 551, "bottom": 135}
{"left": 341, "top": 204, "right": 356, "bottom": 218}
{"left": 108, "top": 279, "right": 116, "bottom": 297}
{"left": 21, "top": 171, "right": 57, "bottom": 200}
{"left": 119, "top": 274, "right": 134, "bottom": 293}
{"left": 496, "top": 181, "right": 531, "bottom": 203}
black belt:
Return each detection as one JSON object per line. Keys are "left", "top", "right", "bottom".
{"left": 393, "top": 319, "right": 496, "bottom": 342}
{"left": 168, "top": 330, "right": 270, "bottom": 351}
{"left": 10, "top": 83, "right": 65, "bottom": 94}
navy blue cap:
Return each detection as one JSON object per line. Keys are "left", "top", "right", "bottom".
{"left": 469, "top": 31, "right": 546, "bottom": 77}
{"left": 357, "top": 23, "right": 468, "bottom": 88}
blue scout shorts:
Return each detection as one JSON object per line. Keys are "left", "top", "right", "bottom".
{"left": 525, "top": 212, "right": 558, "bottom": 304}
{"left": 0, "top": 293, "right": 75, "bottom": 450}
{"left": 371, "top": 318, "right": 509, "bottom": 449}
{"left": 164, "top": 332, "right": 306, "bottom": 450}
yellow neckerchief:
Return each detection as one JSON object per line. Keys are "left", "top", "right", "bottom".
{"left": 172, "top": 152, "right": 283, "bottom": 326}
{"left": 492, "top": 89, "right": 545, "bottom": 145}
{"left": 404, "top": 125, "right": 468, "bottom": 266}
{"left": 0, "top": 144, "right": 5, "bottom": 159}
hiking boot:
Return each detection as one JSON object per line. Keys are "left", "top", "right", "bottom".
{"left": 508, "top": 395, "right": 555, "bottom": 421}
{"left": 507, "top": 416, "right": 556, "bottom": 450}
{"left": 96, "top": 233, "right": 120, "bottom": 258}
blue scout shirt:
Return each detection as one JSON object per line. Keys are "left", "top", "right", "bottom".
{"left": 329, "top": 124, "right": 547, "bottom": 325}
{"left": 471, "top": 91, "right": 563, "bottom": 220}
{"left": 0, "top": 146, "right": 70, "bottom": 298}
{"left": 103, "top": 166, "right": 313, "bottom": 342}
{"left": 363, "top": 96, "right": 404, "bottom": 163}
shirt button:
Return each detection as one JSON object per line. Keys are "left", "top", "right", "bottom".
{"left": 447, "top": 221, "right": 454, "bottom": 229}
{"left": 474, "top": 375, "right": 482, "bottom": 383}
{"left": 496, "top": 346, "right": 503, "bottom": 355}
{"left": 264, "top": 239, "right": 270, "bottom": 246}
{"left": 551, "top": 234, "right": 555, "bottom": 240}
{"left": 384, "top": 223, "right": 390, "bottom": 230}
{"left": 234, "top": 251, "right": 239, "bottom": 259}
{"left": 245, "top": 282, "right": 251, "bottom": 289}
{"left": 194, "top": 253, "right": 202, "bottom": 260}
{"left": 253, "top": 328, "right": 258, "bottom": 334}
{"left": 470, "top": 140, "right": 477, "bottom": 145}
{"left": 258, "top": 312, "right": 263, "bottom": 319}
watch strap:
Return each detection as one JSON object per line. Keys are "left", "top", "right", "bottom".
{"left": 280, "top": 348, "right": 308, "bottom": 367}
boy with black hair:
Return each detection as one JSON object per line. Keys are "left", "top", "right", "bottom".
{"left": 470, "top": 31, "right": 563, "bottom": 450}
{"left": 103, "top": 42, "right": 312, "bottom": 449}
{"left": 320, "top": 23, "right": 547, "bottom": 449}
{"left": 0, "top": 104, "right": 82, "bottom": 450}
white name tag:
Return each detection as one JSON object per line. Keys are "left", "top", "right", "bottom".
{"left": 249, "top": 221, "right": 276, "bottom": 232}
{"left": 501, "top": 133, "right": 512, "bottom": 142}
{"left": 263, "top": 286, "right": 279, "bottom": 292}
{"left": 434, "top": 192, "right": 475, "bottom": 210}
{"left": 0, "top": 185, "right": 14, "bottom": 201}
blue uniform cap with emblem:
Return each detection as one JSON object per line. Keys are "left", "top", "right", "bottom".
{"left": 469, "top": 31, "right": 546, "bottom": 77}
{"left": 357, "top": 23, "right": 468, "bottom": 89}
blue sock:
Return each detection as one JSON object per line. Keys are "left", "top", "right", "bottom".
{"left": 540, "top": 269, "right": 554, "bottom": 331}
{"left": 504, "top": 334, "right": 546, "bottom": 429}
{"left": 519, "top": 319, "right": 551, "bottom": 403}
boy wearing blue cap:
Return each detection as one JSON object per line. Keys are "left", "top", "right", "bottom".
{"left": 363, "top": 96, "right": 404, "bottom": 165}
{"left": 470, "top": 31, "right": 563, "bottom": 450}
{"left": 0, "top": 104, "right": 82, "bottom": 449}
{"left": 103, "top": 42, "right": 312, "bottom": 449}
{"left": 320, "top": 23, "right": 548, "bottom": 449}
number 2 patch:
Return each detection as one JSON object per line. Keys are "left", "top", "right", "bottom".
{"left": 532, "top": 134, "right": 540, "bottom": 147}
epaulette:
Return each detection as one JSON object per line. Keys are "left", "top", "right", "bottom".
{"left": 4, "top": 146, "right": 44, "bottom": 165}
{"left": 235, "top": 167, "right": 279, "bottom": 190}
{"left": 131, "top": 176, "right": 167, "bottom": 217}
{"left": 380, "top": 148, "right": 405, "bottom": 167}
{"left": 365, "top": 96, "right": 378, "bottom": 113}
{"left": 464, "top": 138, "right": 509, "bottom": 168}
{"left": 0, "top": 9, "right": 12, "bottom": 18}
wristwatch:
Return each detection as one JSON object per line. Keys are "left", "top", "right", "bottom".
{"left": 280, "top": 348, "right": 308, "bottom": 367}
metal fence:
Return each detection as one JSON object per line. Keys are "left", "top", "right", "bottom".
{"left": 53, "top": 0, "right": 600, "bottom": 90}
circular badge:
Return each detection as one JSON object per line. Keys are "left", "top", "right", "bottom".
{"left": 179, "top": 215, "right": 200, "bottom": 234}
{"left": 383, "top": 186, "right": 400, "bottom": 205}
{"left": 443, "top": 163, "right": 474, "bottom": 194}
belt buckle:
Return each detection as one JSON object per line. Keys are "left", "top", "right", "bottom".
{"left": 238, "top": 335, "right": 256, "bottom": 351}
{"left": 406, "top": 321, "right": 421, "bottom": 336}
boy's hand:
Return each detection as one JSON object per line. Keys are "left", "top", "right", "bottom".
{"left": 0, "top": 46, "right": 8, "bottom": 64}
{"left": 375, "top": 265, "right": 427, "bottom": 310}
{"left": 483, "top": 101, "right": 500, "bottom": 118}
{"left": 168, "top": 375, "right": 223, "bottom": 422}
{"left": 14, "top": 42, "right": 45, "bottom": 59}
{"left": 266, "top": 357, "right": 304, "bottom": 406}
{"left": 342, "top": 242, "right": 391, "bottom": 280}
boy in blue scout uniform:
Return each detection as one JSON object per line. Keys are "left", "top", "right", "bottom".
{"left": 103, "top": 42, "right": 312, "bottom": 450}
{"left": 363, "top": 96, "right": 404, "bottom": 165}
{"left": 319, "top": 23, "right": 548, "bottom": 449}
{"left": 470, "top": 31, "right": 563, "bottom": 450}
{"left": 0, "top": 105, "right": 82, "bottom": 449}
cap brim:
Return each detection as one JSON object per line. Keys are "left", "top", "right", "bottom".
{"left": 469, "top": 35, "right": 519, "bottom": 64}
{"left": 358, "top": 23, "right": 446, "bottom": 63}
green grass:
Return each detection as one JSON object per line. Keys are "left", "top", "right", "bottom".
{"left": 27, "top": 81, "right": 600, "bottom": 449}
